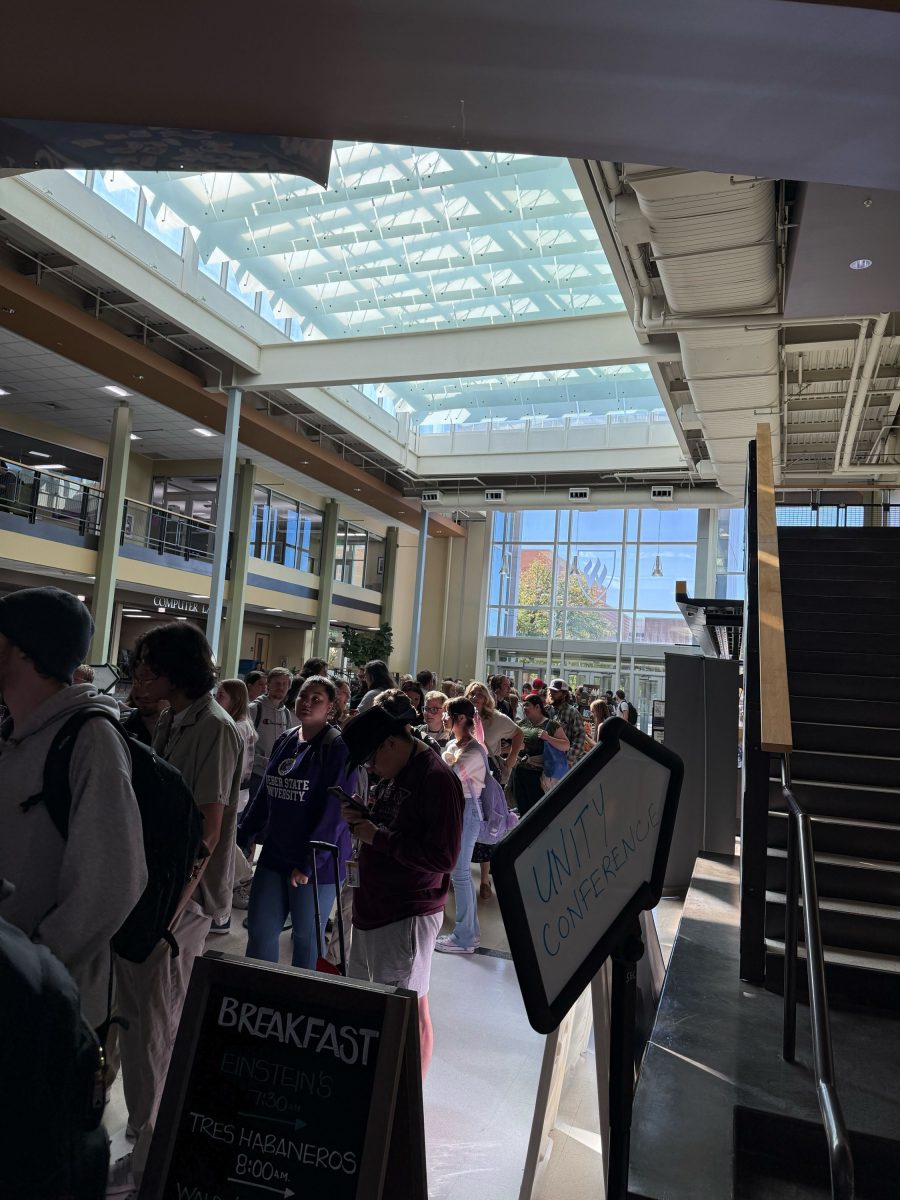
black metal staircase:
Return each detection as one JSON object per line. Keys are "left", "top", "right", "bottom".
{"left": 762, "top": 526, "right": 900, "bottom": 1012}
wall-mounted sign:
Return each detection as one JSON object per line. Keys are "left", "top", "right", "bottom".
{"left": 493, "top": 719, "right": 682, "bottom": 1034}
{"left": 140, "top": 953, "right": 426, "bottom": 1200}
{"left": 152, "top": 596, "right": 209, "bottom": 616}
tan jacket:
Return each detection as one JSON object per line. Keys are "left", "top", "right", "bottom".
{"left": 154, "top": 693, "right": 242, "bottom": 920}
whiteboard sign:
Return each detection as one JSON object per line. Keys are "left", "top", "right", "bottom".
{"left": 493, "top": 719, "right": 682, "bottom": 1033}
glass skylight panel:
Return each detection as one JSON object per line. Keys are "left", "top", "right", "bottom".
{"left": 122, "top": 144, "right": 623, "bottom": 340}
{"left": 376, "top": 365, "right": 664, "bottom": 428}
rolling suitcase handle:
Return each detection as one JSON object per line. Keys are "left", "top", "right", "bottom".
{"left": 309, "top": 840, "right": 346, "bottom": 975}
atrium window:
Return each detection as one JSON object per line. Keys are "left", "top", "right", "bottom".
{"left": 92, "top": 171, "right": 141, "bottom": 220}
{"left": 142, "top": 199, "right": 185, "bottom": 255}
{"left": 250, "top": 487, "right": 322, "bottom": 574}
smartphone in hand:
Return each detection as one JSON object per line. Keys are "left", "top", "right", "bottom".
{"left": 328, "top": 785, "right": 368, "bottom": 817}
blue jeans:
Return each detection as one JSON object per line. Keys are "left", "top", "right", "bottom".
{"left": 447, "top": 799, "right": 482, "bottom": 950}
{"left": 246, "top": 865, "right": 336, "bottom": 970}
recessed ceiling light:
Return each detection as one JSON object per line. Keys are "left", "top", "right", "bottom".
{"left": 353, "top": 487, "right": 361, "bottom": 493}
{"left": 27, "top": 450, "right": 51, "bottom": 458}
{"left": 175, "top": 616, "right": 188, "bottom": 621}
{"left": 130, "top": 434, "right": 142, "bottom": 441}
{"left": 849, "top": 258, "right": 873, "bottom": 271}
{"left": 188, "top": 593, "right": 207, "bottom": 599}
{"left": 103, "top": 385, "right": 131, "bottom": 397}
{"left": 191, "top": 428, "right": 215, "bottom": 438}
{"left": 127, "top": 615, "right": 152, "bottom": 620}
{"left": 299, "top": 460, "right": 309, "bottom": 466}
{"left": 0, "top": 387, "right": 15, "bottom": 396}
{"left": 39, "top": 464, "right": 67, "bottom": 471}
{"left": 76, "top": 594, "right": 86, "bottom": 602}
{"left": 264, "top": 608, "right": 283, "bottom": 613}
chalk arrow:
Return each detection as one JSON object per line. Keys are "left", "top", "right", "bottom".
{"left": 238, "top": 1111, "right": 306, "bottom": 1131}
{"left": 228, "top": 1179, "right": 294, "bottom": 1197}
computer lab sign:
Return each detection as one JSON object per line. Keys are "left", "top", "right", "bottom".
{"left": 153, "top": 596, "right": 209, "bottom": 615}
{"left": 493, "top": 719, "right": 682, "bottom": 1033}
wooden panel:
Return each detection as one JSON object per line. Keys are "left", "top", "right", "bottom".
{"left": 755, "top": 423, "right": 793, "bottom": 753}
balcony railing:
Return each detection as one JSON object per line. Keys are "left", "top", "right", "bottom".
{"left": 122, "top": 498, "right": 216, "bottom": 562}
{"left": 0, "top": 458, "right": 103, "bottom": 537}
{"left": 776, "top": 502, "right": 900, "bottom": 528}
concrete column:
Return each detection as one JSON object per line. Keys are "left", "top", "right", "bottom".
{"left": 206, "top": 386, "right": 241, "bottom": 662}
{"left": 380, "top": 526, "right": 399, "bottom": 627}
{"left": 220, "top": 460, "right": 256, "bottom": 676}
{"left": 407, "top": 509, "right": 429, "bottom": 675}
{"left": 312, "top": 500, "right": 340, "bottom": 659}
{"left": 88, "top": 402, "right": 132, "bottom": 662}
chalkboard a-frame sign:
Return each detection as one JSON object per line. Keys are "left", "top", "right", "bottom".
{"left": 140, "top": 952, "right": 426, "bottom": 1200}
{"left": 492, "top": 717, "right": 682, "bottom": 1034}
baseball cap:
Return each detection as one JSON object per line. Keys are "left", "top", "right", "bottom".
{"left": 549, "top": 678, "right": 569, "bottom": 691}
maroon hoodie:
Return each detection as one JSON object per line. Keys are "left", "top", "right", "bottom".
{"left": 353, "top": 742, "right": 464, "bottom": 930}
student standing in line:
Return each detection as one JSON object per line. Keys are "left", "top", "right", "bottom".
{"left": 400, "top": 678, "right": 426, "bottom": 721}
{"left": 243, "top": 670, "right": 267, "bottom": 702}
{"left": 121, "top": 686, "right": 168, "bottom": 746}
{"left": 464, "top": 681, "right": 524, "bottom": 900}
{"left": 331, "top": 678, "right": 352, "bottom": 728}
{"left": 238, "top": 676, "right": 357, "bottom": 969}
{"left": 357, "top": 659, "right": 396, "bottom": 711}
{"left": 111, "top": 623, "right": 242, "bottom": 1197}
{"left": 0, "top": 588, "right": 147, "bottom": 1032}
{"left": 215, "top": 678, "right": 259, "bottom": 918}
{"left": 548, "top": 679, "right": 588, "bottom": 768}
{"left": 512, "top": 693, "right": 571, "bottom": 815}
{"left": 339, "top": 706, "right": 463, "bottom": 1077}
{"left": 246, "top": 667, "right": 292, "bottom": 800}
{"left": 418, "top": 690, "right": 451, "bottom": 748}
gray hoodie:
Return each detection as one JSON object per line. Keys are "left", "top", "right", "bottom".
{"left": 0, "top": 684, "right": 148, "bottom": 1028}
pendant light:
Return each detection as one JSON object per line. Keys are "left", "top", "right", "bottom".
{"left": 651, "top": 509, "right": 663, "bottom": 576}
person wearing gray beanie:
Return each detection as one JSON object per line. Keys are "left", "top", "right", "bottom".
{"left": 0, "top": 587, "right": 94, "bottom": 684}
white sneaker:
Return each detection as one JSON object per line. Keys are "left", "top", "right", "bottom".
{"left": 435, "top": 934, "right": 476, "bottom": 955}
{"left": 232, "top": 881, "right": 252, "bottom": 909}
{"left": 106, "top": 1150, "right": 136, "bottom": 1198}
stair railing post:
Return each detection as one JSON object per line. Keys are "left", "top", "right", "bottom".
{"left": 782, "top": 757, "right": 799, "bottom": 1063}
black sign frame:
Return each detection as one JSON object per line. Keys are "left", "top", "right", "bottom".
{"left": 140, "top": 952, "right": 422, "bottom": 1200}
{"left": 492, "top": 718, "right": 682, "bottom": 1034}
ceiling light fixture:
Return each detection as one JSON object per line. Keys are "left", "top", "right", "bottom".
{"left": 0, "top": 387, "right": 14, "bottom": 396}
{"left": 38, "top": 464, "right": 67, "bottom": 471}
{"left": 191, "top": 428, "right": 215, "bottom": 438}
{"left": 130, "top": 434, "right": 142, "bottom": 441}
{"left": 188, "top": 593, "right": 207, "bottom": 599}
{"left": 27, "top": 450, "right": 51, "bottom": 458}
{"left": 103, "top": 385, "right": 131, "bottom": 397}
{"left": 849, "top": 258, "right": 873, "bottom": 271}
{"left": 264, "top": 608, "right": 283, "bottom": 613}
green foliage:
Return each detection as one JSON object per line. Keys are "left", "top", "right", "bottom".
{"left": 514, "top": 553, "right": 616, "bottom": 640}
{"left": 341, "top": 621, "right": 394, "bottom": 666}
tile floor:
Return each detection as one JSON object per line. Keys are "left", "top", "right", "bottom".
{"left": 104, "top": 878, "right": 685, "bottom": 1199}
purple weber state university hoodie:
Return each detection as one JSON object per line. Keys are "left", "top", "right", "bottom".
{"left": 238, "top": 725, "right": 357, "bottom": 883}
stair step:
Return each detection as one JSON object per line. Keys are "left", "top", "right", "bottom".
{"left": 769, "top": 777, "right": 900, "bottom": 824}
{"left": 764, "top": 936, "right": 900, "bottom": 974}
{"left": 768, "top": 809, "right": 900, "bottom": 861}
{"left": 780, "top": 561, "right": 900, "bottom": 581}
{"left": 767, "top": 847, "right": 900, "bottom": 905}
{"left": 789, "top": 695, "right": 900, "bottom": 730}
{"left": 786, "top": 648, "right": 900, "bottom": 678}
{"left": 781, "top": 578, "right": 900, "bottom": 600}
{"left": 765, "top": 891, "right": 900, "bottom": 956}
{"left": 790, "top": 720, "right": 900, "bottom": 756}
{"left": 784, "top": 608, "right": 900, "bottom": 636}
{"left": 786, "top": 672, "right": 900, "bottom": 703}
{"left": 779, "top": 546, "right": 900, "bottom": 565}
{"left": 777, "top": 525, "right": 900, "bottom": 539}
{"left": 781, "top": 592, "right": 898, "bottom": 616}
{"left": 785, "top": 629, "right": 900, "bottom": 656}
{"left": 776, "top": 748, "right": 900, "bottom": 789}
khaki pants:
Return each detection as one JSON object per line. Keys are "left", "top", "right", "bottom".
{"left": 115, "top": 901, "right": 212, "bottom": 1181}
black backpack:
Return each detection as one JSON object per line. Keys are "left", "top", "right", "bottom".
{"left": 0, "top": 910, "right": 108, "bottom": 1198}
{"left": 22, "top": 708, "right": 205, "bottom": 963}
{"left": 627, "top": 702, "right": 639, "bottom": 725}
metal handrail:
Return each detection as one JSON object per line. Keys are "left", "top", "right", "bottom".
{"left": 781, "top": 755, "right": 855, "bottom": 1200}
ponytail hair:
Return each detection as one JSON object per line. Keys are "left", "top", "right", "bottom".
{"left": 446, "top": 696, "right": 477, "bottom": 735}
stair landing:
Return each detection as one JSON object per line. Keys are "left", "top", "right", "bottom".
{"left": 628, "top": 853, "right": 900, "bottom": 1199}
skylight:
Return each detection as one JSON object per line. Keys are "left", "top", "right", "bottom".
{"left": 120, "top": 144, "right": 622, "bottom": 341}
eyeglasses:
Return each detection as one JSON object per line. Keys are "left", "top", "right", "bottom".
{"left": 424, "top": 705, "right": 444, "bottom": 713}
{"left": 132, "top": 668, "right": 159, "bottom": 686}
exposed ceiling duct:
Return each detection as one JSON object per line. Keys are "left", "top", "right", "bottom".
{"left": 624, "top": 169, "right": 781, "bottom": 496}
{"left": 420, "top": 485, "right": 737, "bottom": 512}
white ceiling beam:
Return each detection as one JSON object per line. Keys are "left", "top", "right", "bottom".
{"left": 238, "top": 313, "right": 681, "bottom": 389}
{"left": 413, "top": 441, "right": 685, "bottom": 478}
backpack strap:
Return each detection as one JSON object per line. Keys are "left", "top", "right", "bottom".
{"left": 20, "top": 709, "right": 118, "bottom": 839}
{"left": 251, "top": 702, "right": 262, "bottom": 731}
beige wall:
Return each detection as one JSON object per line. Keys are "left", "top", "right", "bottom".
{"left": 241, "top": 622, "right": 312, "bottom": 672}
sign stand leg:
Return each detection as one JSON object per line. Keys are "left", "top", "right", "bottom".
{"left": 590, "top": 959, "right": 612, "bottom": 1192}
{"left": 606, "top": 922, "right": 644, "bottom": 1200}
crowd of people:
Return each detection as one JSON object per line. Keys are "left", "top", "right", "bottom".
{"left": 0, "top": 587, "right": 639, "bottom": 1200}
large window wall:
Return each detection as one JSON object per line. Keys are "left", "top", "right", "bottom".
{"left": 486, "top": 507, "right": 707, "bottom": 728}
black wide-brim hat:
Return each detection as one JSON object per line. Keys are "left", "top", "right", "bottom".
{"left": 342, "top": 706, "right": 412, "bottom": 770}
